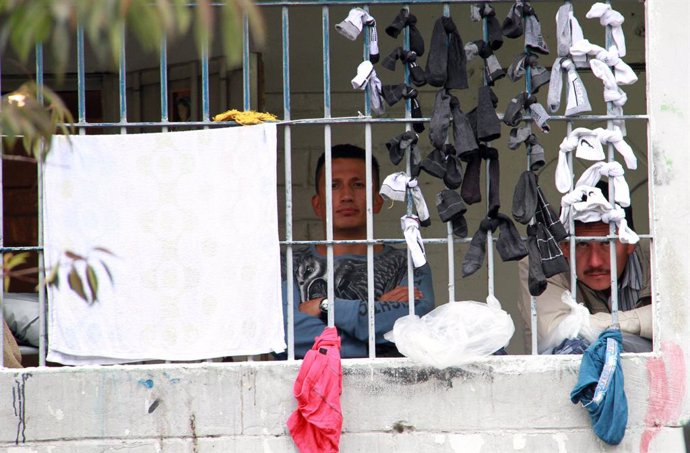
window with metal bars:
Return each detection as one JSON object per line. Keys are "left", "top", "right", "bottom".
{"left": 0, "top": 0, "right": 651, "bottom": 366}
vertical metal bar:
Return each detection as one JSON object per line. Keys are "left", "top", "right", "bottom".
{"left": 605, "top": 4, "right": 619, "bottom": 324}
{"left": 201, "top": 43, "right": 210, "bottom": 123}
{"left": 243, "top": 12, "right": 251, "bottom": 111}
{"left": 282, "top": 6, "right": 295, "bottom": 360}
{"left": 160, "top": 35, "right": 169, "bottom": 129}
{"left": 362, "top": 6, "right": 376, "bottom": 358}
{"left": 443, "top": 2, "right": 454, "bottom": 303}
{"left": 119, "top": 23, "right": 127, "bottom": 133}
{"left": 481, "top": 10, "right": 495, "bottom": 299}
{"left": 323, "top": 6, "right": 335, "bottom": 328}
{"left": 77, "top": 25, "right": 86, "bottom": 135}
{"left": 36, "top": 44, "right": 47, "bottom": 366}
{"left": 405, "top": 6, "right": 415, "bottom": 316}
{"left": 0, "top": 56, "right": 4, "bottom": 367}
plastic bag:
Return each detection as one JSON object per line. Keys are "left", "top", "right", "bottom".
{"left": 539, "top": 290, "right": 598, "bottom": 354}
{"left": 383, "top": 295, "right": 515, "bottom": 368}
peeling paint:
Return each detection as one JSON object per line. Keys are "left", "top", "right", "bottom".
{"left": 640, "top": 342, "right": 686, "bottom": 453}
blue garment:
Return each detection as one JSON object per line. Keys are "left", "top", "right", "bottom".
{"left": 279, "top": 245, "right": 435, "bottom": 359}
{"left": 570, "top": 329, "right": 628, "bottom": 445}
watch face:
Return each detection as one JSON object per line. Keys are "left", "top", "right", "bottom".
{"left": 320, "top": 298, "right": 329, "bottom": 312}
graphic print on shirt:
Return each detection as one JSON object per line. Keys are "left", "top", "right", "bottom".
{"left": 281, "top": 246, "right": 408, "bottom": 302}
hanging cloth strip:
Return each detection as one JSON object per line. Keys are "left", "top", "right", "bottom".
{"left": 335, "top": 8, "right": 380, "bottom": 63}
{"left": 502, "top": 1, "right": 549, "bottom": 55}
{"left": 470, "top": 2, "right": 503, "bottom": 50}
{"left": 507, "top": 124, "right": 545, "bottom": 171}
{"left": 548, "top": 57, "right": 592, "bottom": 115}
{"left": 429, "top": 89, "right": 478, "bottom": 155}
{"left": 589, "top": 59, "right": 628, "bottom": 135}
{"left": 425, "top": 16, "right": 468, "bottom": 89}
{"left": 386, "top": 130, "right": 420, "bottom": 168}
{"left": 559, "top": 185, "right": 639, "bottom": 244}
{"left": 462, "top": 213, "right": 528, "bottom": 277}
{"left": 503, "top": 92, "right": 551, "bottom": 133}
{"left": 351, "top": 61, "right": 385, "bottom": 115}
{"left": 385, "top": 8, "right": 425, "bottom": 57}
{"left": 586, "top": 2, "right": 626, "bottom": 57}
{"left": 554, "top": 2, "right": 587, "bottom": 66}
{"left": 569, "top": 40, "right": 637, "bottom": 85}
{"left": 401, "top": 215, "right": 427, "bottom": 268}
{"left": 380, "top": 172, "right": 431, "bottom": 226}
{"left": 381, "top": 47, "right": 427, "bottom": 87}
{"left": 506, "top": 52, "right": 550, "bottom": 94}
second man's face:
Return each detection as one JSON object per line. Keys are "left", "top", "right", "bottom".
{"left": 312, "top": 158, "right": 382, "bottom": 237}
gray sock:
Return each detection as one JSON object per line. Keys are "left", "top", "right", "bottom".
{"left": 429, "top": 89, "right": 452, "bottom": 150}
{"left": 495, "top": 213, "right": 528, "bottom": 262}
{"left": 508, "top": 124, "right": 532, "bottom": 150}
{"left": 476, "top": 86, "right": 502, "bottom": 142}
{"left": 547, "top": 58, "right": 565, "bottom": 112}
{"left": 462, "top": 218, "right": 492, "bottom": 277}
{"left": 563, "top": 59, "right": 592, "bottom": 116}
{"left": 524, "top": 14, "right": 549, "bottom": 55}
{"left": 443, "top": 152, "right": 464, "bottom": 190}
{"left": 527, "top": 101, "right": 550, "bottom": 133}
{"left": 420, "top": 148, "right": 447, "bottom": 179}
{"left": 512, "top": 170, "right": 538, "bottom": 225}
{"left": 525, "top": 134, "right": 545, "bottom": 171}
{"left": 451, "top": 98, "right": 478, "bottom": 155}
{"left": 526, "top": 224, "right": 548, "bottom": 296}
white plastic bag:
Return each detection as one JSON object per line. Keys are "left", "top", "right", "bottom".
{"left": 384, "top": 296, "right": 515, "bottom": 369}
{"left": 538, "top": 290, "right": 598, "bottom": 354}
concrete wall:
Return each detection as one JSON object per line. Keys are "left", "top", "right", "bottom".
{"left": 2, "top": 0, "right": 690, "bottom": 452}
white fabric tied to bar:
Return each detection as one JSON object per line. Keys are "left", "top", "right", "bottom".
{"left": 555, "top": 127, "right": 636, "bottom": 193}
{"left": 576, "top": 161, "right": 631, "bottom": 208}
{"left": 589, "top": 58, "right": 629, "bottom": 136}
{"left": 335, "top": 8, "right": 379, "bottom": 60}
{"left": 554, "top": 3, "right": 587, "bottom": 67}
{"left": 570, "top": 40, "right": 637, "bottom": 86}
{"left": 559, "top": 186, "right": 639, "bottom": 244}
{"left": 586, "top": 2, "right": 626, "bottom": 57}
{"left": 548, "top": 57, "right": 592, "bottom": 115}
{"left": 379, "top": 172, "right": 430, "bottom": 224}
{"left": 401, "top": 215, "right": 427, "bottom": 268}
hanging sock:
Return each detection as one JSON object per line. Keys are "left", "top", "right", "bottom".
{"left": 508, "top": 125, "right": 544, "bottom": 171}
{"left": 471, "top": 2, "right": 503, "bottom": 50}
{"left": 534, "top": 222, "right": 569, "bottom": 277}
{"left": 408, "top": 91, "right": 425, "bottom": 133}
{"left": 555, "top": 2, "right": 587, "bottom": 67}
{"left": 381, "top": 84, "right": 417, "bottom": 106}
{"left": 526, "top": 224, "right": 548, "bottom": 296}
{"left": 461, "top": 145, "right": 500, "bottom": 216}
{"left": 512, "top": 170, "right": 539, "bottom": 225}
{"left": 494, "top": 213, "right": 529, "bottom": 262}
{"left": 465, "top": 40, "right": 505, "bottom": 85}
{"left": 589, "top": 59, "right": 628, "bottom": 135}
{"left": 570, "top": 40, "right": 637, "bottom": 85}
{"left": 523, "top": 4, "right": 549, "bottom": 55}
{"left": 559, "top": 186, "right": 639, "bottom": 244}
{"left": 502, "top": 2, "right": 524, "bottom": 39}
{"left": 476, "top": 86, "right": 502, "bottom": 142}
{"left": 380, "top": 172, "right": 431, "bottom": 226}
{"left": 385, "top": 8, "right": 425, "bottom": 57}
{"left": 381, "top": 47, "right": 404, "bottom": 71}
{"left": 575, "top": 161, "right": 630, "bottom": 208}
{"left": 443, "top": 147, "right": 464, "bottom": 190}
{"left": 535, "top": 185, "right": 568, "bottom": 242}
{"left": 351, "top": 61, "right": 385, "bottom": 115}
{"left": 419, "top": 148, "right": 447, "bottom": 179}
{"left": 401, "top": 215, "right": 427, "bottom": 268}
{"left": 403, "top": 50, "right": 427, "bottom": 87}
{"left": 335, "top": 7, "right": 380, "bottom": 63}
{"left": 425, "top": 16, "right": 468, "bottom": 90}
{"left": 548, "top": 58, "right": 592, "bottom": 115}
{"left": 462, "top": 217, "right": 492, "bottom": 277}
{"left": 450, "top": 95, "right": 479, "bottom": 155}
{"left": 555, "top": 127, "right": 609, "bottom": 193}
{"left": 429, "top": 89, "right": 452, "bottom": 150}
{"left": 586, "top": 3, "right": 626, "bottom": 57}
{"left": 503, "top": 92, "right": 529, "bottom": 127}
{"left": 436, "top": 189, "right": 468, "bottom": 238}
{"left": 592, "top": 127, "right": 637, "bottom": 170}
{"left": 386, "top": 131, "right": 419, "bottom": 166}
{"left": 525, "top": 95, "right": 551, "bottom": 133}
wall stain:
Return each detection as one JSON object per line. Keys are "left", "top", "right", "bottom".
{"left": 138, "top": 379, "right": 154, "bottom": 389}
{"left": 377, "top": 366, "right": 488, "bottom": 389}
{"left": 148, "top": 398, "right": 161, "bottom": 414}
{"left": 12, "top": 372, "right": 32, "bottom": 445}
{"left": 190, "top": 413, "right": 198, "bottom": 453}
{"left": 391, "top": 420, "right": 415, "bottom": 433}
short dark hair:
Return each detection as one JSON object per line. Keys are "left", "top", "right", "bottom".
{"left": 314, "top": 144, "right": 380, "bottom": 194}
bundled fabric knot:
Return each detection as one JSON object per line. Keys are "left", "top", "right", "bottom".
{"left": 585, "top": 2, "right": 626, "bottom": 57}
{"left": 576, "top": 162, "right": 630, "bottom": 208}
{"left": 380, "top": 172, "right": 430, "bottom": 227}
{"left": 570, "top": 40, "right": 637, "bottom": 86}
{"left": 470, "top": 2, "right": 503, "bottom": 50}
{"left": 335, "top": 8, "right": 380, "bottom": 63}
{"left": 382, "top": 47, "right": 426, "bottom": 87}
{"left": 386, "top": 131, "right": 421, "bottom": 176}
{"left": 462, "top": 213, "right": 528, "bottom": 278}
{"left": 507, "top": 52, "right": 549, "bottom": 93}
{"left": 548, "top": 57, "right": 592, "bottom": 115}
{"left": 436, "top": 189, "right": 468, "bottom": 238}
{"left": 554, "top": 2, "right": 587, "bottom": 66}
{"left": 212, "top": 109, "right": 277, "bottom": 125}
{"left": 502, "top": 1, "right": 549, "bottom": 55}
{"left": 503, "top": 92, "right": 550, "bottom": 133}
{"left": 559, "top": 185, "right": 639, "bottom": 244}
{"left": 507, "top": 124, "right": 545, "bottom": 171}
{"left": 429, "top": 89, "right": 478, "bottom": 156}
{"left": 465, "top": 40, "right": 505, "bottom": 86}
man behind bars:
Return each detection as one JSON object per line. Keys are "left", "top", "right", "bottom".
{"left": 280, "top": 144, "right": 434, "bottom": 359}
{"left": 518, "top": 182, "right": 652, "bottom": 354}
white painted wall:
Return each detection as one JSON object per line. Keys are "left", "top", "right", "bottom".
{"left": 2, "top": 1, "right": 690, "bottom": 452}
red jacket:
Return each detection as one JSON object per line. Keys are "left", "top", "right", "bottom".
{"left": 288, "top": 327, "right": 343, "bottom": 453}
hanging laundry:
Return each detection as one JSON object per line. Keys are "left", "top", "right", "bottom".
{"left": 380, "top": 172, "right": 430, "bottom": 227}
{"left": 460, "top": 144, "right": 500, "bottom": 213}
{"left": 44, "top": 125, "right": 286, "bottom": 364}
{"left": 462, "top": 214, "right": 528, "bottom": 277}
{"left": 335, "top": 7, "right": 379, "bottom": 63}
{"left": 425, "top": 16, "right": 468, "bottom": 89}
{"left": 351, "top": 60, "right": 385, "bottom": 115}
{"left": 401, "top": 215, "right": 427, "bottom": 268}
{"left": 470, "top": 2, "right": 503, "bottom": 50}
{"left": 385, "top": 8, "right": 425, "bottom": 57}
{"left": 464, "top": 40, "right": 505, "bottom": 85}
{"left": 381, "top": 47, "right": 426, "bottom": 87}
{"left": 288, "top": 326, "right": 343, "bottom": 453}
{"left": 507, "top": 124, "right": 545, "bottom": 171}
{"left": 436, "top": 189, "right": 468, "bottom": 238}
{"left": 502, "top": 1, "right": 549, "bottom": 54}
{"left": 571, "top": 328, "right": 628, "bottom": 445}
{"left": 385, "top": 130, "right": 420, "bottom": 168}
{"left": 586, "top": 2, "right": 627, "bottom": 57}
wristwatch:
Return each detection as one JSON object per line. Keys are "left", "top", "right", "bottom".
{"left": 319, "top": 297, "right": 329, "bottom": 323}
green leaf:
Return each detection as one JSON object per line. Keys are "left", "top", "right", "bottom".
{"left": 86, "top": 265, "right": 99, "bottom": 302}
{"left": 68, "top": 266, "right": 89, "bottom": 303}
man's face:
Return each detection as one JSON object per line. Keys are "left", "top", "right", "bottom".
{"left": 311, "top": 158, "right": 382, "bottom": 237}
{"left": 561, "top": 221, "right": 635, "bottom": 292}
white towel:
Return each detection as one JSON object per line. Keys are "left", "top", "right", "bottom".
{"left": 44, "top": 125, "right": 286, "bottom": 364}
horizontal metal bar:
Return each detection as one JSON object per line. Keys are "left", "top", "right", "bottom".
{"left": 0, "top": 246, "right": 44, "bottom": 252}
{"left": 255, "top": 0, "right": 641, "bottom": 6}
